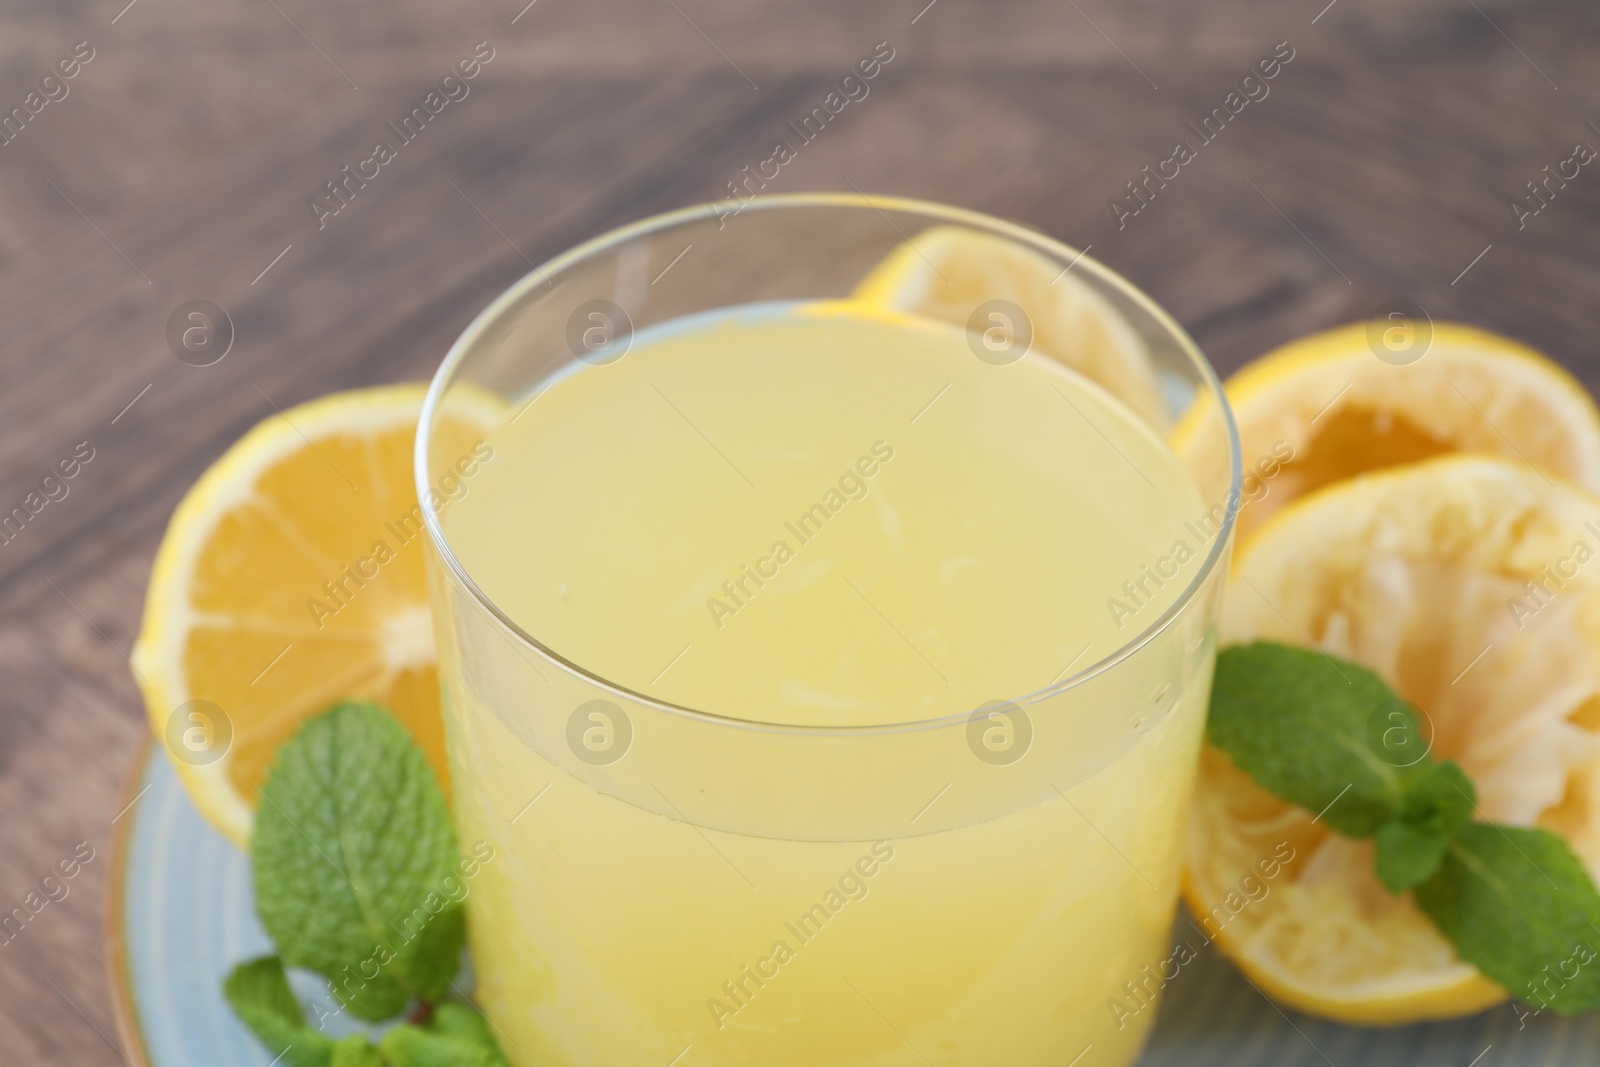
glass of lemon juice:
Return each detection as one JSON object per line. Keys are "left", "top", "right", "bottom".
{"left": 417, "top": 195, "right": 1240, "bottom": 1067}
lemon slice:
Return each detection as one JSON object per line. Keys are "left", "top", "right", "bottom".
{"left": 1186, "top": 455, "right": 1600, "bottom": 1024}
{"left": 131, "top": 384, "right": 503, "bottom": 848}
{"left": 851, "top": 225, "right": 1168, "bottom": 427}
{"left": 1181, "top": 321, "right": 1600, "bottom": 542}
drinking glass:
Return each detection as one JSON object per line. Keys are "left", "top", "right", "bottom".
{"left": 416, "top": 194, "right": 1241, "bottom": 1067}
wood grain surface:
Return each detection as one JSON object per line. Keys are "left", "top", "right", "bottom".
{"left": 1, "top": 0, "right": 1598, "bottom": 1061}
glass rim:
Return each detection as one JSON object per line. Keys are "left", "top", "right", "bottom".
{"left": 416, "top": 191, "right": 1243, "bottom": 737}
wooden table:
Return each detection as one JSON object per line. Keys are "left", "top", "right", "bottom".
{"left": 1, "top": 0, "right": 1596, "bottom": 1059}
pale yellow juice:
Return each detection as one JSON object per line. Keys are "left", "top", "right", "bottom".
{"left": 436, "top": 301, "right": 1212, "bottom": 1066}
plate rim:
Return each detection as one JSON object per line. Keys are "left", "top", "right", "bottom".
{"left": 106, "top": 735, "right": 158, "bottom": 1067}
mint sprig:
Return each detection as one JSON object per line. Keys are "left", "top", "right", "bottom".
{"left": 1209, "top": 641, "right": 1600, "bottom": 1014}
{"left": 223, "top": 702, "right": 508, "bottom": 1065}
{"left": 253, "top": 702, "right": 464, "bottom": 1018}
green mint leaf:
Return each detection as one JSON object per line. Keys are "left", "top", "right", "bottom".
{"left": 252, "top": 701, "right": 466, "bottom": 1020}
{"left": 221, "top": 956, "right": 335, "bottom": 1067}
{"left": 330, "top": 1035, "right": 384, "bottom": 1067}
{"left": 1415, "top": 823, "right": 1600, "bottom": 1014}
{"left": 1207, "top": 642, "right": 1419, "bottom": 837}
{"left": 429, "top": 1002, "right": 511, "bottom": 1066}
{"left": 1397, "top": 761, "right": 1477, "bottom": 837}
{"left": 1373, "top": 762, "right": 1477, "bottom": 892}
{"left": 379, "top": 1021, "right": 507, "bottom": 1067}
{"left": 1374, "top": 820, "right": 1451, "bottom": 893}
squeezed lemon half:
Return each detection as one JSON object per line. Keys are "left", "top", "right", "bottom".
{"left": 1180, "top": 322, "right": 1600, "bottom": 542}
{"left": 1187, "top": 455, "right": 1600, "bottom": 1024}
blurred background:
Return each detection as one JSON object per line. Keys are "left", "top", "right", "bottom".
{"left": 1, "top": 0, "right": 1597, "bottom": 1060}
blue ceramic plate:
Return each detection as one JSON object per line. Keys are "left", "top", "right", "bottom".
{"left": 109, "top": 745, "right": 1598, "bottom": 1066}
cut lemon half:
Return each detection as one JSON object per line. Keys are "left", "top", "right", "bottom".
{"left": 1187, "top": 455, "right": 1600, "bottom": 1024}
{"left": 1180, "top": 321, "right": 1600, "bottom": 543}
{"left": 851, "top": 225, "right": 1168, "bottom": 428}
{"left": 131, "top": 384, "right": 504, "bottom": 848}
